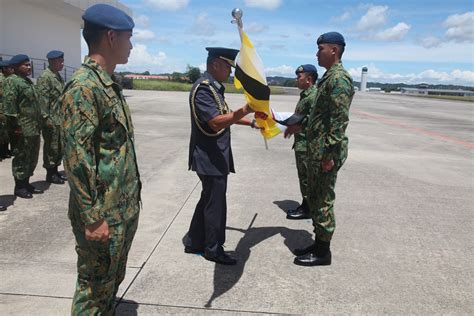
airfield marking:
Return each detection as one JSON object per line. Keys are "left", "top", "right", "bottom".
{"left": 353, "top": 110, "right": 474, "bottom": 149}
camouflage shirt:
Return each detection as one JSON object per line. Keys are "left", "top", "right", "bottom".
{"left": 3, "top": 74, "right": 41, "bottom": 136}
{"left": 0, "top": 73, "right": 4, "bottom": 110}
{"left": 36, "top": 67, "right": 64, "bottom": 125}
{"left": 293, "top": 84, "right": 317, "bottom": 152}
{"left": 307, "top": 62, "right": 354, "bottom": 165}
{"left": 61, "top": 57, "right": 141, "bottom": 226}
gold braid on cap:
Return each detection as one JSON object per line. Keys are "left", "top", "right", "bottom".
{"left": 191, "top": 80, "right": 230, "bottom": 137}
{"left": 218, "top": 56, "right": 235, "bottom": 67}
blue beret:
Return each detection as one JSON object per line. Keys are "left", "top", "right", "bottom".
{"left": 0, "top": 60, "right": 11, "bottom": 67}
{"left": 46, "top": 50, "right": 64, "bottom": 59}
{"left": 10, "top": 54, "right": 30, "bottom": 65}
{"left": 206, "top": 47, "right": 239, "bottom": 66}
{"left": 82, "top": 4, "right": 134, "bottom": 30}
{"left": 317, "top": 32, "right": 346, "bottom": 47}
{"left": 296, "top": 64, "right": 318, "bottom": 78}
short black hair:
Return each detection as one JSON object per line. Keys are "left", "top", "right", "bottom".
{"left": 82, "top": 21, "right": 109, "bottom": 47}
{"left": 336, "top": 44, "right": 345, "bottom": 58}
{"left": 307, "top": 72, "right": 317, "bottom": 84}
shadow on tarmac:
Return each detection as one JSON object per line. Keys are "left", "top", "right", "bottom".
{"left": 273, "top": 199, "right": 300, "bottom": 214}
{"left": 205, "top": 213, "right": 313, "bottom": 308}
{"left": 0, "top": 194, "right": 16, "bottom": 209}
{"left": 30, "top": 180, "right": 51, "bottom": 192}
{"left": 115, "top": 299, "right": 139, "bottom": 315}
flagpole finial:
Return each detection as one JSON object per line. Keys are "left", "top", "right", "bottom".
{"left": 231, "top": 8, "right": 243, "bottom": 28}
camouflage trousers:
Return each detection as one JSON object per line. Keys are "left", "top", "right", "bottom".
{"left": 0, "top": 113, "right": 9, "bottom": 144}
{"left": 294, "top": 151, "right": 308, "bottom": 201}
{"left": 12, "top": 135, "right": 40, "bottom": 180}
{"left": 307, "top": 160, "right": 339, "bottom": 242}
{"left": 42, "top": 124, "right": 63, "bottom": 169}
{"left": 71, "top": 214, "right": 139, "bottom": 316}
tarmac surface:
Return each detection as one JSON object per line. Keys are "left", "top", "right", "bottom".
{"left": 0, "top": 90, "right": 473, "bottom": 315}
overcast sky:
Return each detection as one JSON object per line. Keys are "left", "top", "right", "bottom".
{"left": 82, "top": 0, "right": 474, "bottom": 86}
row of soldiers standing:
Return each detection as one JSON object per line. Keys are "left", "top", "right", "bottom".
{"left": 0, "top": 51, "right": 67, "bottom": 211}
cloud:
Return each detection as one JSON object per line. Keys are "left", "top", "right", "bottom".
{"left": 421, "top": 36, "right": 442, "bottom": 48}
{"left": 443, "top": 11, "right": 474, "bottom": 43}
{"left": 331, "top": 11, "right": 351, "bottom": 23}
{"left": 135, "top": 14, "right": 150, "bottom": 27}
{"left": 134, "top": 28, "right": 155, "bottom": 42}
{"left": 120, "top": 43, "right": 167, "bottom": 72}
{"left": 374, "top": 23, "right": 411, "bottom": 41}
{"left": 244, "top": 0, "right": 282, "bottom": 10}
{"left": 190, "top": 12, "right": 216, "bottom": 37}
{"left": 348, "top": 64, "right": 474, "bottom": 85}
{"left": 356, "top": 5, "right": 388, "bottom": 31}
{"left": 264, "top": 65, "right": 294, "bottom": 76}
{"left": 245, "top": 22, "right": 268, "bottom": 34}
{"left": 144, "top": 0, "right": 189, "bottom": 11}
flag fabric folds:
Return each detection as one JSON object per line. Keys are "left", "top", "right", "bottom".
{"left": 234, "top": 26, "right": 285, "bottom": 139}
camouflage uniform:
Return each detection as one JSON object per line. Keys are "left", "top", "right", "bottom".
{"left": 61, "top": 57, "right": 141, "bottom": 315}
{"left": 0, "top": 73, "right": 9, "bottom": 145}
{"left": 306, "top": 62, "right": 354, "bottom": 242}
{"left": 293, "top": 84, "right": 317, "bottom": 202}
{"left": 36, "top": 67, "right": 64, "bottom": 169}
{"left": 3, "top": 74, "right": 41, "bottom": 180}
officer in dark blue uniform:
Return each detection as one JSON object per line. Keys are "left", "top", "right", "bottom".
{"left": 185, "top": 47, "right": 258, "bottom": 265}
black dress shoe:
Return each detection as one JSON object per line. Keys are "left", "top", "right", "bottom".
{"left": 294, "top": 250, "right": 331, "bottom": 266}
{"left": 286, "top": 206, "right": 311, "bottom": 220}
{"left": 0, "top": 205, "right": 6, "bottom": 212}
{"left": 184, "top": 246, "right": 204, "bottom": 254}
{"left": 292, "top": 243, "right": 317, "bottom": 256}
{"left": 47, "top": 173, "right": 65, "bottom": 184}
{"left": 26, "top": 183, "right": 44, "bottom": 194}
{"left": 15, "top": 188, "right": 33, "bottom": 199}
{"left": 204, "top": 252, "right": 237, "bottom": 265}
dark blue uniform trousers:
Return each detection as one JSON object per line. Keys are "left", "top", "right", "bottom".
{"left": 187, "top": 174, "right": 227, "bottom": 256}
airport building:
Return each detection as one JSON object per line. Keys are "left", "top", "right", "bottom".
{"left": 0, "top": 0, "right": 131, "bottom": 80}
{"left": 400, "top": 87, "right": 474, "bottom": 97}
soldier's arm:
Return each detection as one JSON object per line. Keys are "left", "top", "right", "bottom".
{"left": 36, "top": 75, "right": 51, "bottom": 121}
{"left": 62, "top": 85, "right": 103, "bottom": 225}
{"left": 3, "top": 79, "right": 20, "bottom": 131}
{"left": 322, "top": 78, "right": 351, "bottom": 161}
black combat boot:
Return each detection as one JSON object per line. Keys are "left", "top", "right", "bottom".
{"left": 0, "top": 143, "right": 11, "bottom": 158}
{"left": 0, "top": 205, "right": 7, "bottom": 212}
{"left": 57, "top": 167, "right": 67, "bottom": 181}
{"left": 26, "top": 178, "right": 44, "bottom": 194}
{"left": 286, "top": 199, "right": 311, "bottom": 220}
{"left": 294, "top": 240, "right": 331, "bottom": 266}
{"left": 14, "top": 179, "right": 33, "bottom": 199}
{"left": 46, "top": 167, "right": 65, "bottom": 184}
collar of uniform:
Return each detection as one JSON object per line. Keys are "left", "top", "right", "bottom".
{"left": 83, "top": 56, "right": 115, "bottom": 87}
{"left": 12, "top": 73, "right": 33, "bottom": 85}
{"left": 318, "top": 62, "right": 343, "bottom": 87}
{"left": 301, "top": 84, "right": 316, "bottom": 97}
{"left": 203, "top": 71, "right": 225, "bottom": 94}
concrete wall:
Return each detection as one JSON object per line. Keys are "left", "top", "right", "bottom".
{"left": 0, "top": 0, "right": 82, "bottom": 72}
{"left": 0, "top": 0, "right": 131, "bottom": 78}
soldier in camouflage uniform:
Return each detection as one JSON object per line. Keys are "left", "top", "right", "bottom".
{"left": 291, "top": 32, "right": 354, "bottom": 266}
{"left": 0, "top": 60, "right": 14, "bottom": 212}
{"left": 0, "top": 60, "right": 14, "bottom": 161}
{"left": 60, "top": 4, "right": 141, "bottom": 315}
{"left": 285, "top": 64, "right": 318, "bottom": 220}
{"left": 37, "top": 50, "right": 67, "bottom": 185}
{"left": 3, "top": 54, "right": 44, "bottom": 199}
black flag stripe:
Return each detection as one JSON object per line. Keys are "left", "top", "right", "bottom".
{"left": 235, "top": 65, "right": 270, "bottom": 101}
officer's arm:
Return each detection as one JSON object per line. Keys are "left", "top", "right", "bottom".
{"left": 36, "top": 76, "right": 51, "bottom": 121}
{"left": 62, "top": 86, "right": 103, "bottom": 225}
{"left": 208, "top": 105, "right": 254, "bottom": 132}
{"left": 194, "top": 87, "right": 253, "bottom": 132}
{"left": 322, "top": 78, "right": 351, "bottom": 161}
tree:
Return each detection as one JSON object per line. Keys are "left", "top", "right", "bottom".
{"left": 142, "top": 71, "right": 150, "bottom": 75}
{"left": 186, "top": 65, "right": 201, "bottom": 83}
{"left": 171, "top": 72, "right": 183, "bottom": 82}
